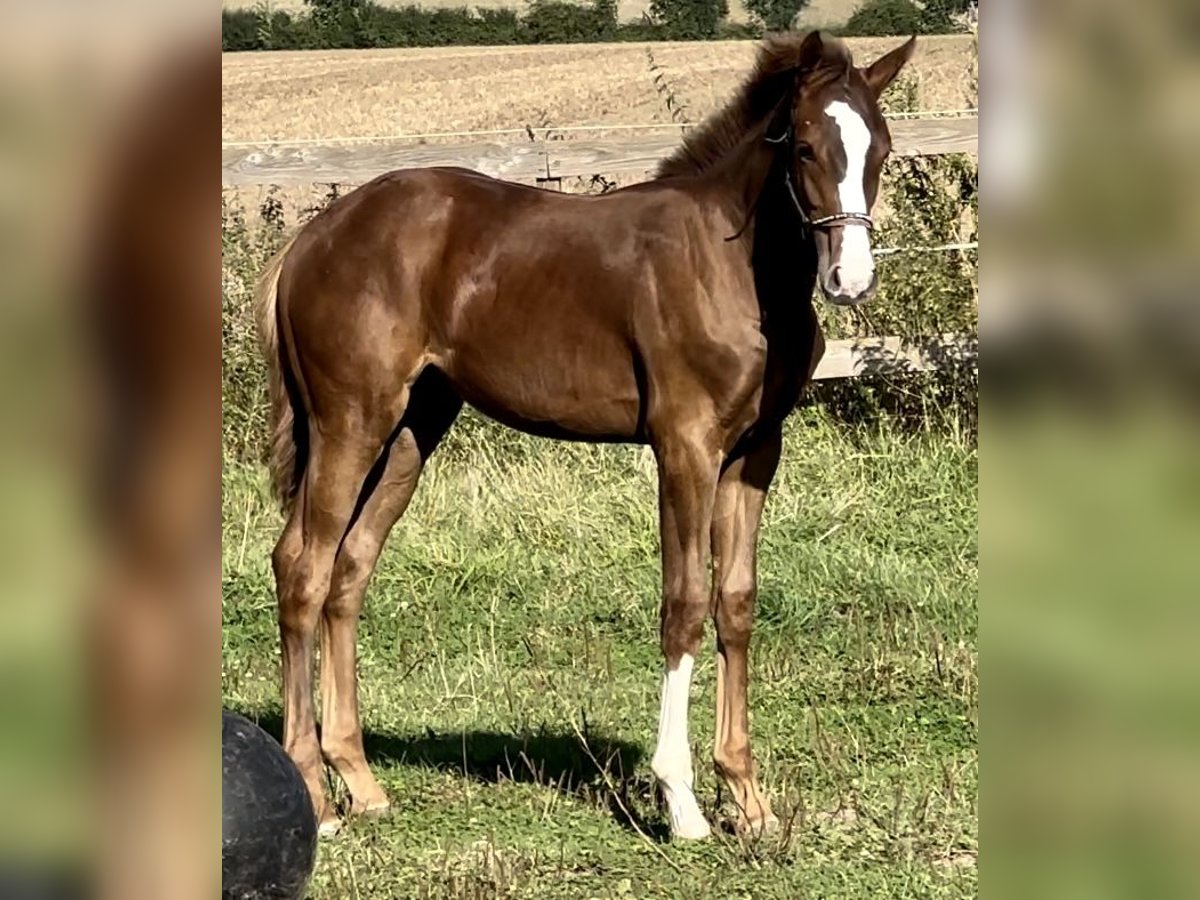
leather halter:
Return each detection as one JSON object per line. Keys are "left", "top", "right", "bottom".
{"left": 764, "top": 126, "right": 875, "bottom": 231}
{"left": 724, "top": 115, "right": 876, "bottom": 243}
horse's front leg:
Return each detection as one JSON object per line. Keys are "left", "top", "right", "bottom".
{"left": 650, "top": 428, "right": 722, "bottom": 840}
{"left": 711, "top": 430, "right": 781, "bottom": 836}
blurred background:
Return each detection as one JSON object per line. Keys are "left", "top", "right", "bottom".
{"left": 0, "top": 2, "right": 216, "bottom": 898}
{"left": 986, "top": 0, "right": 1200, "bottom": 897}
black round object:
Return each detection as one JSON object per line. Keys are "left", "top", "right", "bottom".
{"left": 222, "top": 710, "right": 318, "bottom": 900}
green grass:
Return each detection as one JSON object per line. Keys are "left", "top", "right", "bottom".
{"left": 221, "top": 408, "right": 977, "bottom": 898}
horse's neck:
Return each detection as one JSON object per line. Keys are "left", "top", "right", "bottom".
{"left": 712, "top": 134, "right": 820, "bottom": 335}
{"left": 707, "top": 132, "right": 780, "bottom": 245}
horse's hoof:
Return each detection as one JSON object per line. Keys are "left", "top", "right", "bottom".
{"left": 659, "top": 781, "right": 713, "bottom": 841}
{"left": 672, "top": 815, "right": 713, "bottom": 841}
{"left": 738, "top": 813, "right": 780, "bottom": 839}
{"left": 352, "top": 800, "right": 392, "bottom": 820}
{"left": 317, "top": 813, "right": 342, "bottom": 838}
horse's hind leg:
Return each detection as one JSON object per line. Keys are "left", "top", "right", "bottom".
{"left": 319, "top": 371, "right": 461, "bottom": 821}
{"left": 275, "top": 427, "right": 383, "bottom": 835}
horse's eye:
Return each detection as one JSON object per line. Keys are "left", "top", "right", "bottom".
{"left": 796, "top": 142, "right": 815, "bottom": 162}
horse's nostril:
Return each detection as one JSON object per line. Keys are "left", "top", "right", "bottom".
{"left": 827, "top": 266, "right": 842, "bottom": 292}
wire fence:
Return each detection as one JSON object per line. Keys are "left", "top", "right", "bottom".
{"left": 873, "top": 241, "right": 977, "bottom": 258}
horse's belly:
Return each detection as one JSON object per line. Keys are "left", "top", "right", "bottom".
{"left": 441, "top": 341, "right": 643, "bottom": 442}
{"left": 431, "top": 234, "right": 647, "bottom": 440}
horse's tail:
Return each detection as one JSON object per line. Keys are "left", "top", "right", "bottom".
{"left": 255, "top": 234, "right": 305, "bottom": 514}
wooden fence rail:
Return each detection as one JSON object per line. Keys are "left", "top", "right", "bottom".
{"left": 812, "top": 334, "right": 976, "bottom": 381}
{"left": 222, "top": 116, "right": 977, "bottom": 187}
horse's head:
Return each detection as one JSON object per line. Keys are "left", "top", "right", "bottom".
{"left": 779, "top": 32, "right": 916, "bottom": 306}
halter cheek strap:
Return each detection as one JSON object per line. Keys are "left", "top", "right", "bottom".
{"left": 723, "top": 122, "right": 875, "bottom": 242}
{"left": 769, "top": 126, "right": 875, "bottom": 232}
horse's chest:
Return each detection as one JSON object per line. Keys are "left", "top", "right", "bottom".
{"left": 738, "top": 316, "right": 823, "bottom": 437}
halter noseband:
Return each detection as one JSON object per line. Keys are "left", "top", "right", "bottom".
{"left": 765, "top": 126, "right": 875, "bottom": 231}
{"left": 723, "top": 117, "right": 875, "bottom": 243}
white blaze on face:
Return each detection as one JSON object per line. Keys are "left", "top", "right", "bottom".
{"left": 649, "top": 654, "right": 711, "bottom": 839}
{"left": 824, "top": 100, "right": 875, "bottom": 297}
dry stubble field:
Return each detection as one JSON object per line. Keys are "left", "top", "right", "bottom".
{"left": 221, "top": 36, "right": 975, "bottom": 143}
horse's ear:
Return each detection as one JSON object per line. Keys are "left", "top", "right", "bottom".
{"left": 861, "top": 36, "right": 917, "bottom": 97}
{"left": 797, "top": 30, "right": 827, "bottom": 72}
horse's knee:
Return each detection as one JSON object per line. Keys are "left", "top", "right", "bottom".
{"left": 274, "top": 528, "right": 325, "bottom": 633}
{"left": 277, "top": 552, "right": 330, "bottom": 634}
{"left": 661, "top": 591, "right": 708, "bottom": 662}
{"left": 325, "top": 537, "right": 379, "bottom": 619}
{"left": 279, "top": 583, "right": 324, "bottom": 635}
{"left": 271, "top": 525, "right": 303, "bottom": 584}
{"left": 714, "top": 587, "right": 755, "bottom": 648}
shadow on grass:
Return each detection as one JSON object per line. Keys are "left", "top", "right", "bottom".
{"left": 237, "top": 709, "right": 668, "bottom": 841}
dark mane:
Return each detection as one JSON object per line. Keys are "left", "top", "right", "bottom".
{"left": 656, "top": 32, "right": 853, "bottom": 179}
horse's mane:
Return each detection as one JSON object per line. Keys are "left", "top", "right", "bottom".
{"left": 656, "top": 32, "right": 853, "bottom": 179}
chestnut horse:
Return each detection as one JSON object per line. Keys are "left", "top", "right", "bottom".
{"left": 256, "top": 31, "right": 915, "bottom": 840}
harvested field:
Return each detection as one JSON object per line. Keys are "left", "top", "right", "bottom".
{"left": 221, "top": 36, "right": 976, "bottom": 144}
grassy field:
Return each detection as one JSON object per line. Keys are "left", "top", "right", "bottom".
{"left": 221, "top": 36, "right": 975, "bottom": 144}
{"left": 221, "top": 408, "right": 977, "bottom": 898}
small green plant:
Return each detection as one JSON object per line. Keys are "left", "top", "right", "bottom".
{"left": 222, "top": 191, "right": 287, "bottom": 465}
{"left": 299, "top": 183, "right": 343, "bottom": 223}
{"left": 646, "top": 48, "right": 691, "bottom": 125}
{"left": 967, "top": 32, "right": 978, "bottom": 110}
{"left": 879, "top": 73, "right": 920, "bottom": 116}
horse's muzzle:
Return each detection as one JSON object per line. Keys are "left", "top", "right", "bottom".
{"left": 819, "top": 269, "right": 880, "bottom": 307}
